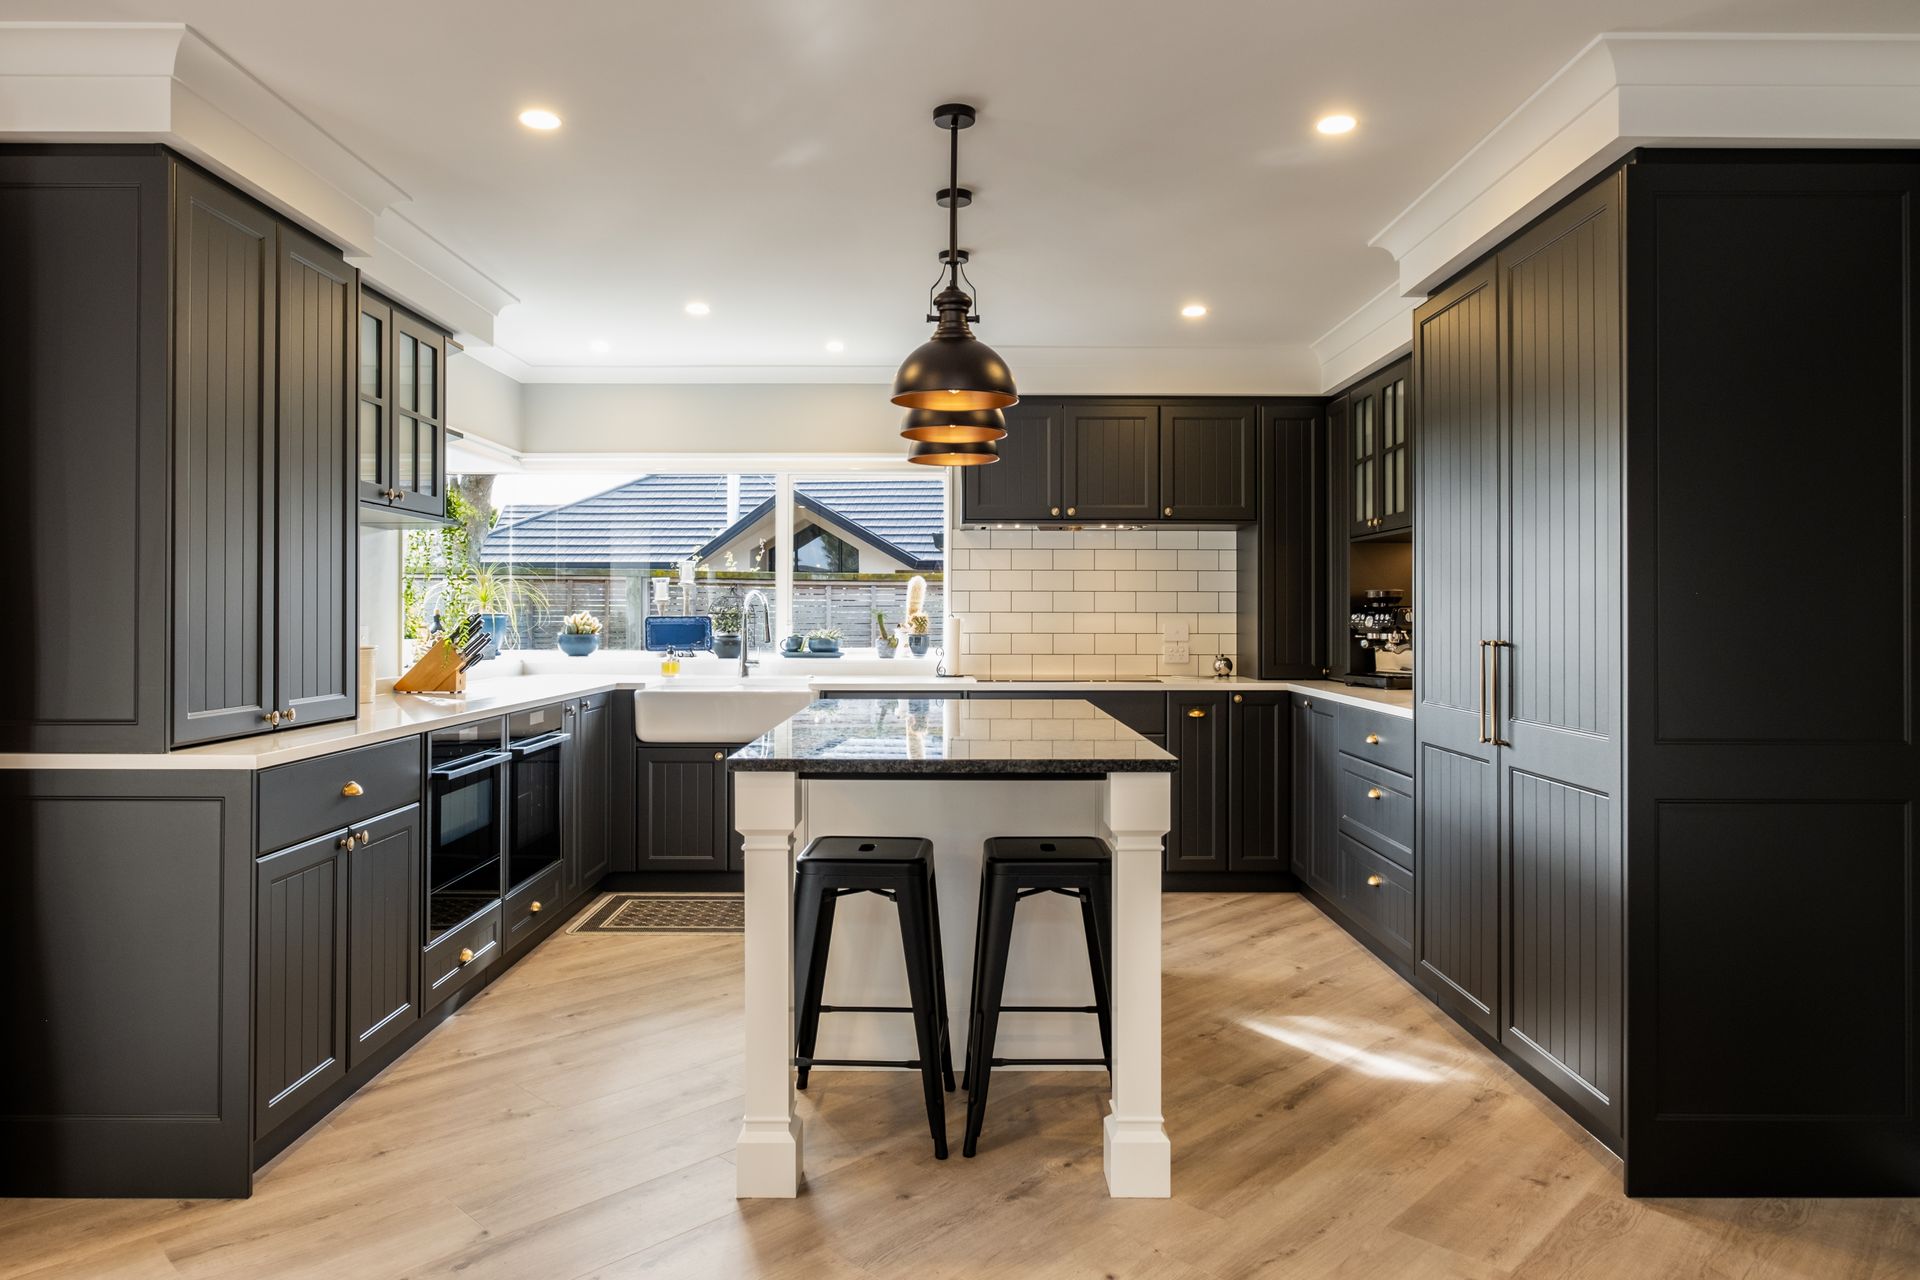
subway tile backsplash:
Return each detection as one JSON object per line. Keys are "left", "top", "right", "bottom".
{"left": 946, "top": 528, "right": 1237, "bottom": 679}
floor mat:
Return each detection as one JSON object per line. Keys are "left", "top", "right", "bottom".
{"left": 568, "top": 893, "right": 745, "bottom": 933}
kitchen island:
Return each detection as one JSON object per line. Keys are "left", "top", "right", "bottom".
{"left": 728, "top": 696, "right": 1176, "bottom": 1199}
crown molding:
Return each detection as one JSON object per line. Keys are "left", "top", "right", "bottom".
{"left": 0, "top": 21, "right": 403, "bottom": 254}
{"left": 1309, "top": 282, "right": 1420, "bottom": 394}
{"left": 1371, "top": 32, "right": 1920, "bottom": 296}
{"left": 353, "top": 208, "right": 520, "bottom": 347}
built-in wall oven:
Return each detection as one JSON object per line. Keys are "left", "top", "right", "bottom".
{"left": 426, "top": 717, "right": 510, "bottom": 943}
{"left": 506, "top": 706, "right": 570, "bottom": 896}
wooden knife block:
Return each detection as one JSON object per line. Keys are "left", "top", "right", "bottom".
{"left": 393, "top": 639, "right": 468, "bottom": 694}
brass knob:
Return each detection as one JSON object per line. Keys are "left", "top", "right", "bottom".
{"left": 1367, "top": 788, "right": 1383, "bottom": 800}
{"left": 283, "top": 707, "right": 297, "bottom": 723}
{"left": 1232, "top": 694, "right": 1243, "bottom": 703}
{"left": 337, "top": 834, "right": 354, "bottom": 849}
{"left": 529, "top": 901, "right": 542, "bottom": 913}
{"left": 1186, "top": 707, "right": 1207, "bottom": 719}
{"left": 357, "top": 830, "right": 372, "bottom": 845}
{"left": 1365, "top": 874, "right": 1385, "bottom": 888}
{"left": 1163, "top": 506, "right": 1173, "bottom": 516}
{"left": 1066, "top": 506, "right": 1076, "bottom": 516}
{"left": 458, "top": 947, "right": 474, "bottom": 965}
{"left": 1050, "top": 506, "right": 1060, "bottom": 517}
{"left": 265, "top": 709, "right": 282, "bottom": 727}
{"left": 341, "top": 781, "right": 364, "bottom": 797}
{"left": 713, "top": 751, "right": 723, "bottom": 760}
{"left": 1365, "top": 733, "right": 1381, "bottom": 745}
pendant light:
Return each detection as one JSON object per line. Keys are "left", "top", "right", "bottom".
{"left": 892, "top": 103, "right": 1018, "bottom": 420}
{"left": 906, "top": 439, "right": 1000, "bottom": 466}
{"left": 900, "top": 405, "right": 1007, "bottom": 444}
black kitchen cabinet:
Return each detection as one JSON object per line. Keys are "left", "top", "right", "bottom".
{"left": 255, "top": 828, "right": 350, "bottom": 1139}
{"left": 1165, "top": 692, "right": 1229, "bottom": 871}
{"left": 358, "top": 289, "right": 449, "bottom": 522}
{"left": 0, "top": 147, "right": 358, "bottom": 752}
{"left": 1159, "top": 402, "right": 1257, "bottom": 521}
{"left": 568, "top": 693, "right": 613, "bottom": 897}
{"left": 635, "top": 745, "right": 733, "bottom": 872}
{"left": 963, "top": 400, "right": 1063, "bottom": 521}
{"left": 171, "top": 164, "right": 280, "bottom": 746}
{"left": 960, "top": 397, "right": 1273, "bottom": 526}
{"left": 276, "top": 221, "right": 359, "bottom": 729}
{"left": 1234, "top": 400, "right": 1327, "bottom": 678}
{"left": 1062, "top": 402, "right": 1160, "bottom": 521}
{"left": 1225, "top": 691, "right": 1289, "bottom": 873}
{"left": 345, "top": 804, "right": 421, "bottom": 1069}
{"left": 1289, "top": 694, "right": 1338, "bottom": 894}
{"left": 1346, "top": 357, "right": 1410, "bottom": 537}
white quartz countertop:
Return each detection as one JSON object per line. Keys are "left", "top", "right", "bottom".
{"left": 0, "top": 667, "right": 1409, "bottom": 771}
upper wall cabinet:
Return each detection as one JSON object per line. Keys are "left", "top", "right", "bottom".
{"left": 359, "top": 288, "right": 449, "bottom": 522}
{"left": 0, "top": 147, "right": 358, "bottom": 752}
{"left": 959, "top": 397, "right": 1260, "bottom": 526}
{"left": 1344, "top": 357, "right": 1411, "bottom": 538}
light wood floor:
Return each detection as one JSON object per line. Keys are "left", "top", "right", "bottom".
{"left": 3, "top": 894, "right": 1915, "bottom": 1279}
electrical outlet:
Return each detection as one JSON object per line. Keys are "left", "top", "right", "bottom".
{"left": 1161, "top": 641, "right": 1190, "bottom": 663}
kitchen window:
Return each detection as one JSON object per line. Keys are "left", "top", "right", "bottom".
{"left": 402, "top": 469, "right": 944, "bottom": 657}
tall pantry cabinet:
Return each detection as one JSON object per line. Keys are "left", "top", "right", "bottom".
{"left": 1413, "top": 152, "right": 1920, "bottom": 1194}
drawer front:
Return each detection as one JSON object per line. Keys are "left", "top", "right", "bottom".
{"left": 1337, "top": 704, "right": 1413, "bottom": 775}
{"left": 503, "top": 863, "right": 564, "bottom": 958}
{"left": 1338, "top": 837, "right": 1413, "bottom": 963}
{"left": 422, "top": 905, "right": 500, "bottom": 1012}
{"left": 1337, "top": 753, "right": 1413, "bottom": 870}
{"left": 259, "top": 737, "right": 422, "bottom": 853}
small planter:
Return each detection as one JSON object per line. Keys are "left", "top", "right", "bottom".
{"left": 476, "top": 612, "right": 512, "bottom": 657}
{"left": 908, "top": 634, "right": 930, "bottom": 656}
{"left": 875, "top": 641, "right": 896, "bottom": 660}
{"left": 713, "top": 634, "right": 742, "bottom": 659}
{"left": 782, "top": 635, "right": 804, "bottom": 654}
{"left": 557, "top": 632, "right": 599, "bottom": 657}
{"left": 808, "top": 638, "right": 840, "bottom": 654}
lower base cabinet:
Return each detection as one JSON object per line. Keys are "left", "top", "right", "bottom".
{"left": 255, "top": 832, "right": 350, "bottom": 1139}
{"left": 567, "top": 693, "right": 613, "bottom": 895}
{"left": 1292, "top": 695, "right": 1414, "bottom": 966}
{"left": 346, "top": 805, "right": 421, "bottom": 1068}
{"left": 634, "top": 743, "right": 742, "bottom": 872}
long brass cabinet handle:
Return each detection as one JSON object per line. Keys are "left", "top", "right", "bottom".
{"left": 1488, "top": 640, "right": 1510, "bottom": 747}
{"left": 1477, "top": 640, "right": 1491, "bottom": 744}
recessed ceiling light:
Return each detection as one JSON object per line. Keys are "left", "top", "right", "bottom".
{"left": 518, "top": 108, "right": 562, "bottom": 131}
{"left": 1181, "top": 304, "right": 1208, "bottom": 319}
{"left": 1315, "top": 113, "right": 1357, "bottom": 135}
{"left": 825, "top": 339, "right": 845, "bottom": 353}
{"left": 684, "top": 301, "right": 711, "bottom": 317}
{"left": 589, "top": 339, "right": 610, "bottom": 354}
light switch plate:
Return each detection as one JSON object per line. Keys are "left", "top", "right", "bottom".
{"left": 1162, "top": 620, "right": 1191, "bottom": 643}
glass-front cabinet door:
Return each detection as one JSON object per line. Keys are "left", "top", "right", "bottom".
{"left": 357, "top": 294, "right": 392, "bottom": 504}
{"left": 1349, "top": 383, "right": 1378, "bottom": 537}
{"left": 358, "top": 287, "right": 449, "bottom": 520}
{"left": 1347, "top": 356, "right": 1411, "bottom": 538}
{"left": 1376, "top": 367, "right": 1410, "bottom": 532}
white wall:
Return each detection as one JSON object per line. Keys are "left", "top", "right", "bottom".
{"left": 448, "top": 351, "right": 527, "bottom": 453}
{"left": 359, "top": 527, "right": 403, "bottom": 681}
{"left": 522, "top": 383, "right": 901, "bottom": 456}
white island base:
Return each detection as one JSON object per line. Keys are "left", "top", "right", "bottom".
{"left": 732, "top": 767, "right": 1172, "bottom": 1199}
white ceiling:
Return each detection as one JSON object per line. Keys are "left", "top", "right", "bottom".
{"left": 8, "top": 0, "right": 1920, "bottom": 385}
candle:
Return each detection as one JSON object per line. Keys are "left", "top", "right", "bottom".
{"left": 653, "top": 578, "right": 668, "bottom": 604}
{"left": 679, "top": 559, "right": 695, "bottom": 587}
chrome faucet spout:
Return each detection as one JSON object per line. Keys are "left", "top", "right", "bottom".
{"left": 739, "top": 589, "right": 773, "bottom": 677}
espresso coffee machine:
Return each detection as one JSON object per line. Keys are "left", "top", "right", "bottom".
{"left": 1345, "top": 589, "right": 1412, "bottom": 689}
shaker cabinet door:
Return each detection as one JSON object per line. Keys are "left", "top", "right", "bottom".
{"left": 346, "top": 805, "right": 421, "bottom": 1068}
{"left": 255, "top": 831, "right": 349, "bottom": 1136}
{"left": 961, "top": 400, "right": 1061, "bottom": 522}
{"left": 1166, "top": 693, "right": 1228, "bottom": 872}
{"left": 1160, "top": 402, "right": 1257, "bottom": 521}
{"left": 1061, "top": 403, "right": 1159, "bottom": 521}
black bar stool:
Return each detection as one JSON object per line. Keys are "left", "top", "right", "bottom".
{"left": 961, "top": 836, "right": 1113, "bottom": 1158}
{"left": 793, "top": 835, "right": 956, "bottom": 1159}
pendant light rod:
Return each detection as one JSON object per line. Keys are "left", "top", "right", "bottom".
{"left": 947, "top": 118, "right": 960, "bottom": 289}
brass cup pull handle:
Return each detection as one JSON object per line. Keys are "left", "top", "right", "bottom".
{"left": 341, "top": 781, "right": 364, "bottom": 797}
{"left": 529, "top": 901, "right": 542, "bottom": 914}
{"left": 1366, "top": 787, "right": 1383, "bottom": 800}
{"left": 457, "top": 948, "right": 475, "bottom": 966}
{"left": 1365, "top": 874, "right": 1385, "bottom": 888}
{"left": 1186, "top": 707, "right": 1207, "bottom": 719}
{"left": 1364, "top": 733, "right": 1381, "bottom": 745}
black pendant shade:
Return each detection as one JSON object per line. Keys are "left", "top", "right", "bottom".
{"left": 905, "top": 439, "right": 1000, "bottom": 466}
{"left": 899, "top": 404, "right": 1007, "bottom": 444}
{"left": 892, "top": 102, "right": 1018, "bottom": 445}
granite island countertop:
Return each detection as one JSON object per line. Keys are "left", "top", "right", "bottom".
{"left": 729, "top": 696, "right": 1177, "bottom": 777}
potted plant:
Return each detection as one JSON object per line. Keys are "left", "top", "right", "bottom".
{"left": 806, "top": 626, "right": 842, "bottom": 654}
{"left": 905, "top": 612, "right": 932, "bottom": 656}
{"left": 470, "top": 564, "right": 550, "bottom": 656}
{"left": 873, "top": 611, "right": 898, "bottom": 659}
{"left": 710, "top": 604, "right": 745, "bottom": 659}
{"left": 557, "top": 612, "right": 603, "bottom": 656}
